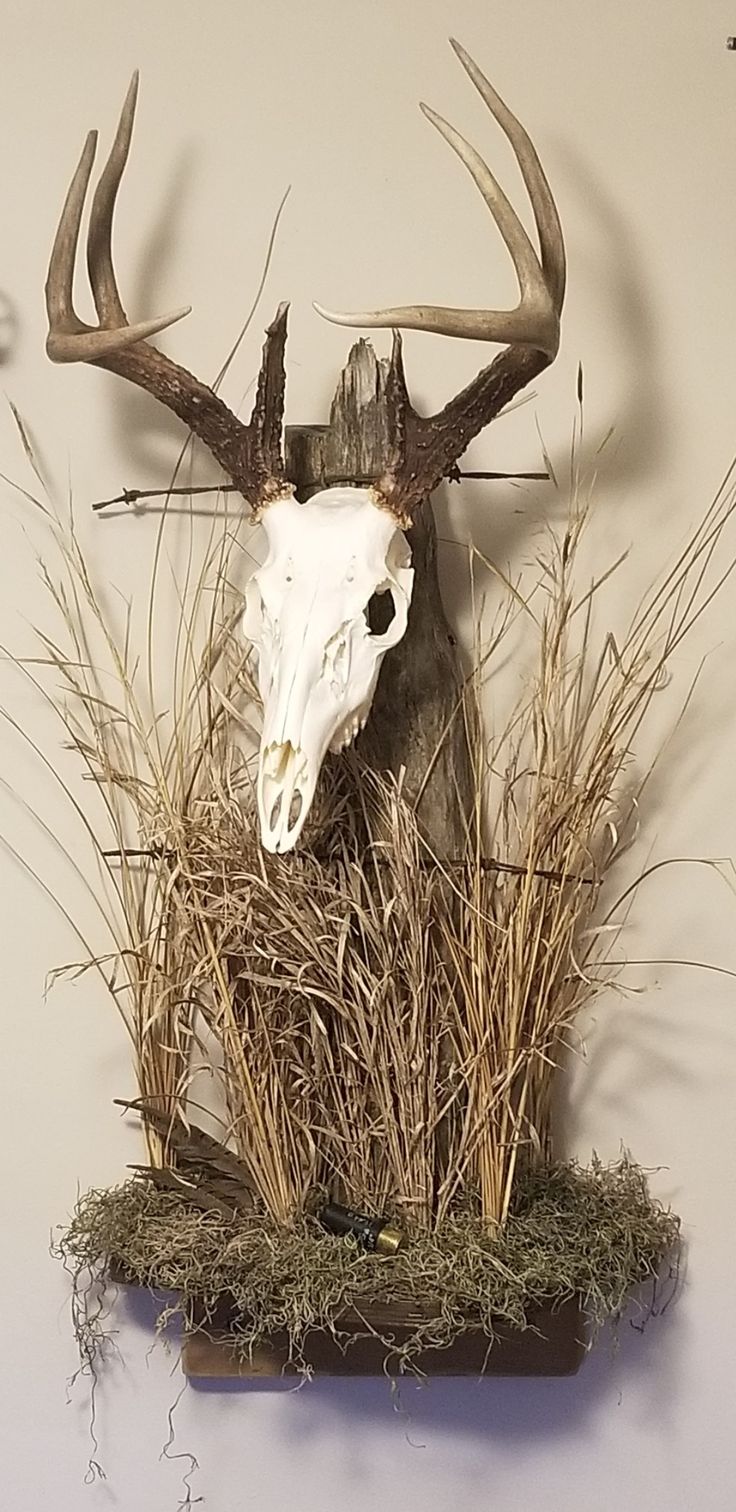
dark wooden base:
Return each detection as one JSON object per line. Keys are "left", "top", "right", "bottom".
{"left": 182, "top": 1296, "right": 586, "bottom": 1379}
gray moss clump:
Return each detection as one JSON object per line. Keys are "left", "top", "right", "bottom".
{"left": 55, "top": 1155, "right": 680, "bottom": 1368}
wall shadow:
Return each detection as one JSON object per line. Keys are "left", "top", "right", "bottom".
{"left": 101, "top": 143, "right": 216, "bottom": 490}
{"left": 436, "top": 139, "right": 674, "bottom": 634}
{"left": 0, "top": 290, "right": 19, "bottom": 366}
{"left": 185, "top": 1298, "right": 685, "bottom": 1454}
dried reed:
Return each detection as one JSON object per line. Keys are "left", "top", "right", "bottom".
{"left": 8, "top": 408, "right": 736, "bottom": 1231}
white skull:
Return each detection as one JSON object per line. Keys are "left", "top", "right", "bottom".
{"left": 242, "top": 486, "right": 413, "bottom": 853}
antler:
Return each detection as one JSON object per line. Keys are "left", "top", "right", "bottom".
{"left": 314, "top": 39, "right": 566, "bottom": 525}
{"left": 45, "top": 72, "right": 292, "bottom": 513}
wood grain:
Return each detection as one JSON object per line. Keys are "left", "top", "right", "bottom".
{"left": 182, "top": 1296, "right": 586, "bottom": 1379}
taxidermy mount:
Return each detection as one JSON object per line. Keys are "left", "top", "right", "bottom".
{"left": 40, "top": 37, "right": 686, "bottom": 1395}
{"left": 45, "top": 37, "right": 564, "bottom": 854}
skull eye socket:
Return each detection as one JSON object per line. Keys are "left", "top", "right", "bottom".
{"left": 364, "top": 588, "right": 397, "bottom": 636}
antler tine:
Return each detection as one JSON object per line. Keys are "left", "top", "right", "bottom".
{"left": 450, "top": 38, "right": 565, "bottom": 310}
{"left": 87, "top": 70, "right": 139, "bottom": 327}
{"left": 314, "top": 41, "right": 564, "bottom": 360}
{"left": 45, "top": 76, "right": 190, "bottom": 362}
{"left": 420, "top": 101, "right": 543, "bottom": 306}
{"left": 311, "top": 44, "right": 567, "bottom": 526}
{"left": 45, "top": 73, "right": 292, "bottom": 513}
{"left": 45, "top": 127, "right": 98, "bottom": 339}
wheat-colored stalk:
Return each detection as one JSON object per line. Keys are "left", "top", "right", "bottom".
{"left": 7, "top": 414, "right": 736, "bottom": 1230}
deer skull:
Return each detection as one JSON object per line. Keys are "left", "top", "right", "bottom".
{"left": 46, "top": 47, "right": 564, "bottom": 855}
{"left": 242, "top": 487, "right": 414, "bottom": 853}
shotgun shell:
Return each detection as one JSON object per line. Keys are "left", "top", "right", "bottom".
{"left": 320, "top": 1202, "right": 404, "bottom": 1254}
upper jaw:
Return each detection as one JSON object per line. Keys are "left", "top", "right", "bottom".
{"left": 257, "top": 740, "right": 314, "bottom": 854}
{"left": 329, "top": 701, "right": 371, "bottom": 754}
{"left": 257, "top": 700, "right": 371, "bottom": 852}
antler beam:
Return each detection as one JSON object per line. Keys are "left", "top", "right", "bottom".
{"left": 45, "top": 72, "right": 291, "bottom": 513}
{"left": 315, "top": 38, "right": 566, "bottom": 524}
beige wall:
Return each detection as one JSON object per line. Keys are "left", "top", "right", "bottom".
{"left": 2, "top": 1, "right": 735, "bottom": 1507}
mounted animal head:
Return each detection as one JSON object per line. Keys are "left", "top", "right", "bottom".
{"left": 44, "top": 39, "right": 565, "bottom": 853}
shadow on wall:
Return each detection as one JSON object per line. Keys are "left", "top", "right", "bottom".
{"left": 556, "top": 650, "right": 736, "bottom": 1157}
{"left": 181, "top": 1302, "right": 686, "bottom": 1453}
{"left": 115, "top": 1275, "right": 685, "bottom": 1455}
{"left": 560, "top": 144, "right": 670, "bottom": 496}
{"left": 0, "top": 291, "right": 19, "bottom": 366}
{"left": 99, "top": 142, "right": 222, "bottom": 489}
{"left": 437, "top": 138, "right": 672, "bottom": 640}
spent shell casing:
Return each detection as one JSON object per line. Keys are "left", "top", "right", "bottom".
{"left": 319, "top": 1202, "right": 404, "bottom": 1254}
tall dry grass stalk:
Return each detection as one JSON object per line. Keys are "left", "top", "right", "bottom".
{"left": 7, "top": 412, "right": 736, "bottom": 1228}
{"left": 3, "top": 448, "right": 254, "bottom": 1165}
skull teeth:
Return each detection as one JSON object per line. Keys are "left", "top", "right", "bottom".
{"left": 331, "top": 710, "right": 368, "bottom": 753}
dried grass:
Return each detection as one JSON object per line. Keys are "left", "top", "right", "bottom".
{"left": 6, "top": 404, "right": 736, "bottom": 1251}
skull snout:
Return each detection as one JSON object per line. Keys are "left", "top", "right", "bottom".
{"left": 259, "top": 739, "right": 312, "bottom": 854}
{"left": 243, "top": 486, "right": 415, "bottom": 854}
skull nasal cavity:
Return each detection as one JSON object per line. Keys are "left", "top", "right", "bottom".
{"left": 364, "top": 590, "right": 397, "bottom": 636}
{"left": 269, "top": 789, "right": 303, "bottom": 833}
